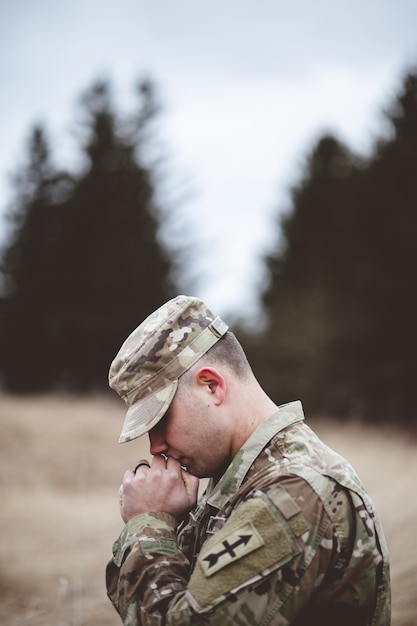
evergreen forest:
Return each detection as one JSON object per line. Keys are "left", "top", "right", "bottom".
{"left": 0, "top": 68, "right": 416, "bottom": 424}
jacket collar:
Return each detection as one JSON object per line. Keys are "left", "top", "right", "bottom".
{"left": 205, "top": 400, "right": 304, "bottom": 510}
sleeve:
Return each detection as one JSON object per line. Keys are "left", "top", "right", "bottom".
{"left": 106, "top": 511, "right": 191, "bottom": 625}
{"left": 106, "top": 483, "right": 335, "bottom": 626}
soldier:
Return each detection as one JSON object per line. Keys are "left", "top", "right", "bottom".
{"left": 106, "top": 295, "right": 391, "bottom": 625}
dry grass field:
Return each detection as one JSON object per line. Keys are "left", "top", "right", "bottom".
{"left": 0, "top": 394, "right": 416, "bottom": 626}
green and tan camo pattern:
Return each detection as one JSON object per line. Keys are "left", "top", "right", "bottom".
{"left": 109, "top": 295, "right": 228, "bottom": 442}
{"left": 106, "top": 401, "right": 391, "bottom": 625}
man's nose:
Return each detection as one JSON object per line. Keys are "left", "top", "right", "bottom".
{"left": 148, "top": 427, "right": 168, "bottom": 456}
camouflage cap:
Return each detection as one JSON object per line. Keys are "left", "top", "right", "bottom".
{"left": 109, "top": 295, "right": 229, "bottom": 443}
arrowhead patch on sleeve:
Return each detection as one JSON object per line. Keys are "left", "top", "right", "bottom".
{"left": 200, "top": 521, "right": 264, "bottom": 577}
{"left": 188, "top": 495, "right": 301, "bottom": 610}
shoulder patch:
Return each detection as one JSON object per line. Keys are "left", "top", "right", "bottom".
{"left": 188, "top": 495, "right": 301, "bottom": 610}
{"left": 200, "top": 520, "right": 263, "bottom": 576}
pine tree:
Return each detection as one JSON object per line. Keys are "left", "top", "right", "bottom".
{"left": 53, "top": 79, "right": 174, "bottom": 390}
{"left": 356, "top": 70, "right": 417, "bottom": 419}
{"left": 0, "top": 78, "right": 175, "bottom": 392}
{"left": 0, "top": 125, "right": 73, "bottom": 390}
{"left": 257, "top": 135, "right": 365, "bottom": 414}
{"left": 253, "top": 68, "right": 417, "bottom": 422}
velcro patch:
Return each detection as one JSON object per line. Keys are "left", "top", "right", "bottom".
{"left": 267, "top": 488, "right": 310, "bottom": 537}
{"left": 188, "top": 496, "right": 300, "bottom": 610}
{"left": 200, "top": 520, "right": 264, "bottom": 577}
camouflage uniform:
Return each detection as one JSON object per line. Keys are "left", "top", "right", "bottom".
{"left": 106, "top": 400, "right": 391, "bottom": 625}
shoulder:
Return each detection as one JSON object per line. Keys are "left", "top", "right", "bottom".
{"left": 188, "top": 477, "right": 336, "bottom": 614}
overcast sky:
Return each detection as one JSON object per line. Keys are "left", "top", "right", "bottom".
{"left": 1, "top": 0, "right": 416, "bottom": 323}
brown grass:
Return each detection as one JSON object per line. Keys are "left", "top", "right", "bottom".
{"left": 0, "top": 395, "right": 416, "bottom": 625}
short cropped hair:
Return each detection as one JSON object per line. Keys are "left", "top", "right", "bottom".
{"left": 192, "top": 331, "right": 252, "bottom": 381}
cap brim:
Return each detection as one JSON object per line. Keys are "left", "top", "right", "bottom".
{"left": 118, "top": 379, "right": 178, "bottom": 443}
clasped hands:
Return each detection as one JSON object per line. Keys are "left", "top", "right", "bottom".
{"left": 119, "top": 455, "right": 199, "bottom": 523}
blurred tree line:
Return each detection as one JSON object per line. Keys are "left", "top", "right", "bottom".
{"left": 0, "top": 80, "right": 175, "bottom": 391}
{"left": 244, "top": 69, "right": 417, "bottom": 423}
{"left": 0, "top": 68, "right": 416, "bottom": 423}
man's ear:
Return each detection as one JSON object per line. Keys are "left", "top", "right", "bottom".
{"left": 196, "top": 367, "right": 226, "bottom": 405}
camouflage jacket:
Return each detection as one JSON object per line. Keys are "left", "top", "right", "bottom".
{"left": 106, "top": 401, "right": 391, "bottom": 625}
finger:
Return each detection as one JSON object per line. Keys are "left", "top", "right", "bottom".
{"left": 123, "top": 468, "right": 134, "bottom": 482}
{"left": 165, "top": 456, "right": 182, "bottom": 473}
{"left": 151, "top": 454, "right": 169, "bottom": 469}
{"left": 180, "top": 468, "right": 199, "bottom": 496}
{"left": 133, "top": 459, "right": 151, "bottom": 474}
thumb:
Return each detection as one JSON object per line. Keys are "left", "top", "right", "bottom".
{"left": 181, "top": 468, "right": 199, "bottom": 499}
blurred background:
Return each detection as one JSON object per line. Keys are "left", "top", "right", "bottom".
{"left": 1, "top": 1, "right": 416, "bottom": 624}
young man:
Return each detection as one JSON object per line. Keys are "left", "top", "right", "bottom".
{"left": 106, "top": 295, "right": 391, "bottom": 625}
